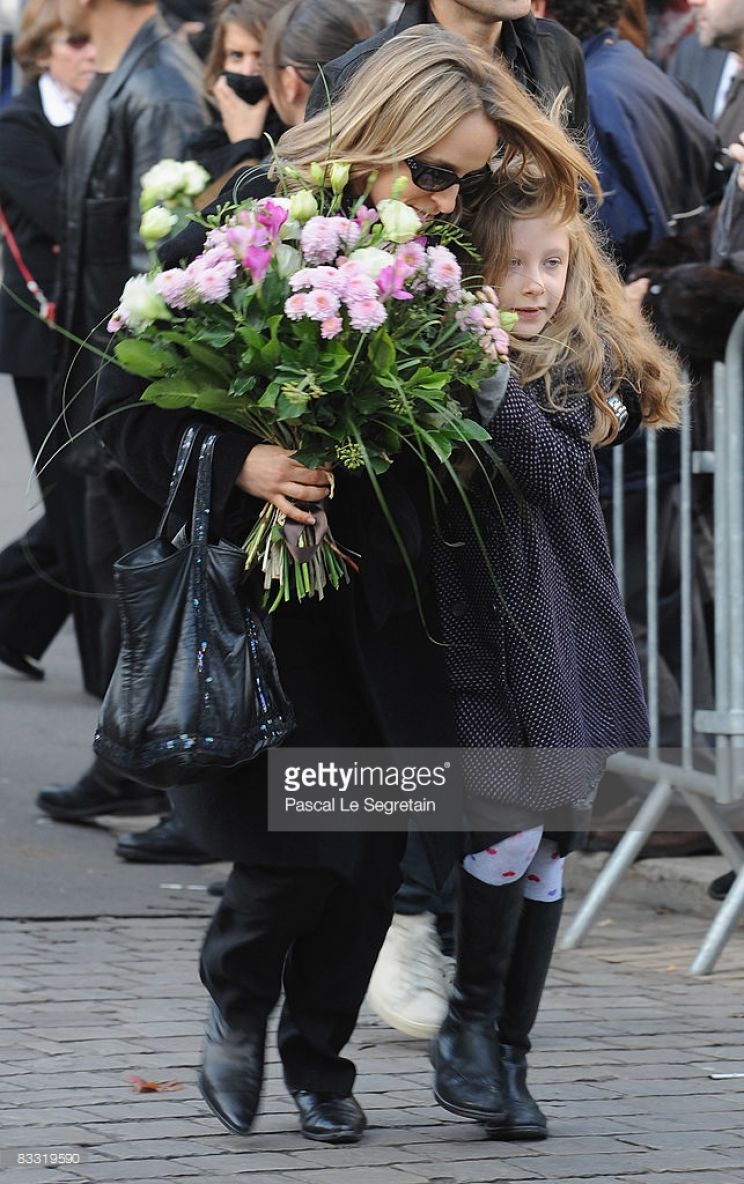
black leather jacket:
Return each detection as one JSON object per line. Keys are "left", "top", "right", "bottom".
{"left": 306, "top": 2, "right": 589, "bottom": 137}
{"left": 54, "top": 15, "right": 208, "bottom": 473}
{"left": 58, "top": 15, "right": 207, "bottom": 353}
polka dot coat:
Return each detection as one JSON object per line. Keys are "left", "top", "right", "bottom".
{"left": 431, "top": 372, "right": 650, "bottom": 816}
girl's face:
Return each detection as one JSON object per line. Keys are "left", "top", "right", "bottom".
{"left": 368, "top": 110, "right": 499, "bottom": 223}
{"left": 498, "top": 215, "right": 570, "bottom": 338}
{"left": 39, "top": 27, "right": 96, "bottom": 94}
{"left": 222, "top": 23, "right": 262, "bottom": 75}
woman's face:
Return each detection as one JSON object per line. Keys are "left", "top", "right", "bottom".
{"left": 497, "top": 215, "right": 571, "bottom": 338}
{"left": 368, "top": 110, "right": 500, "bottom": 222}
{"left": 222, "top": 22, "right": 262, "bottom": 76}
{"left": 39, "top": 28, "right": 96, "bottom": 95}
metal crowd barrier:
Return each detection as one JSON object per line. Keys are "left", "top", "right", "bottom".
{"left": 560, "top": 309, "right": 744, "bottom": 975}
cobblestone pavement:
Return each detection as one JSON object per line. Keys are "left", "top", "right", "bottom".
{"left": 2, "top": 901, "right": 744, "bottom": 1184}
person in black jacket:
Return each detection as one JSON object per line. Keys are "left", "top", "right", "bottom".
{"left": 305, "top": 0, "right": 590, "bottom": 138}
{"left": 34, "top": 0, "right": 210, "bottom": 833}
{"left": 93, "top": 27, "right": 598, "bottom": 1143}
{"left": 0, "top": 0, "right": 95, "bottom": 681}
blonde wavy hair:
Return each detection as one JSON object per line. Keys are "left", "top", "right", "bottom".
{"left": 273, "top": 25, "right": 600, "bottom": 217}
{"left": 470, "top": 183, "right": 683, "bottom": 444}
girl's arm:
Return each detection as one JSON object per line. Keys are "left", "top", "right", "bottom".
{"left": 477, "top": 370, "right": 596, "bottom": 509}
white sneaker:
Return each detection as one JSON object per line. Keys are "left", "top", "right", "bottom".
{"left": 367, "top": 912, "right": 451, "bottom": 1039}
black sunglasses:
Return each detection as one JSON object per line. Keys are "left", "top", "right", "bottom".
{"left": 404, "top": 156, "right": 491, "bottom": 195}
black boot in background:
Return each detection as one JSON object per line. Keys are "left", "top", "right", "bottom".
{"left": 432, "top": 867, "right": 524, "bottom": 1122}
{"left": 486, "top": 896, "right": 564, "bottom": 1141}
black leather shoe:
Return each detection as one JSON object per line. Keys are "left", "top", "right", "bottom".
{"left": 37, "top": 761, "right": 168, "bottom": 822}
{"left": 292, "top": 1090, "right": 366, "bottom": 1144}
{"left": 0, "top": 643, "right": 44, "bottom": 681}
{"left": 709, "top": 871, "right": 735, "bottom": 901}
{"left": 198, "top": 1004, "right": 266, "bottom": 1135}
{"left": 484, "top": 1045, "right": 547, "bottom": 1140}
{"left": 115, "top": 814, "right": 216, "bottom": 864}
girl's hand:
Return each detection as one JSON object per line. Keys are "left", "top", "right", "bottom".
{"left": 212, "top": 75, "right": 271, "bottom": 144}
{"left": 624, "top": 276, "right": 650, "bottom": 317}
{"left": 236, "top": 445, "right": 331, "bottom": 525}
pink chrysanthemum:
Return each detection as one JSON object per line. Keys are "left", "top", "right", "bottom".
{"left": 426, "top": 244, "right": 462, "bottom": 291}
{"left": 335, "top": 217, "right": 361, "bottom": 250}
{"left": 304, "top": 289, "right": 341, "bottom": 322}
{"left": 347, "top": 297, "right": 387, "bottom": 332}
{"left": 339, "top": 269, "right": 378, "bottom": 303}
{"left": 396, "top": 240, "right": 426, "bottom": 270}
{"left": 188, "top": 259, "right": 235, "bottom": 303}
{"left": 301, "top": 216, "right": 341, "bottom": 265}
{"left": 154, "top": 268, "right": 192, "bottom": 310}
{"left": 320, "top": 315, "right": 343, "bottom": 339}
{"left": 285, "top": 293, "right": 308, "bottom": 320}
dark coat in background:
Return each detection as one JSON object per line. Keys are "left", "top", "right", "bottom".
{"left": 0, "top": 79, "right": 65, "bottom": 378}
{"left": 666, "top": 31, "right": 729, "bottom": 121}
{"left": 305, "top": 1, "right": 589, "bottom": 139}
{"left": 581, "top": 29, "right": 719, "bottom": 273}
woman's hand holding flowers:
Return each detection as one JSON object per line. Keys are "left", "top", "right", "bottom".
{"left": 236, "top": 445, "right": 331, "bottom": 525}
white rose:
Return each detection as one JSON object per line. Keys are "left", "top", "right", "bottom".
{"left": 348, "top": 246, "right": 393, "bottom": 279}
{"left": 275, "top": 244, "right": 303, "bottom": 279}
{"left": 118, "top": 274, "right": 171, "bottom": 331}
{"left": 289, "top": 189, "right": 319, "bottom": 224}
{"left": 180, "top": 160, "right": 210, "bottom": 197}
{"left": 139, "top": 205, "right": 178, "bottom": 246}
{"left": 376, "top": 198, "right": 423, "bottom": 244}
{"left": 139, "top": 159, "right": 184, "bottom": 205}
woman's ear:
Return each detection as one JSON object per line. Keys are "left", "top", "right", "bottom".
{"left": 283, "top": 65, "right": 310, "bottom": 115}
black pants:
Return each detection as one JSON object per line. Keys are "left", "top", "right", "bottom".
{"left": 395, "top": 831, "right": 455, "bottom": 955}
{"left": 200, "top": 855, "right": 400, "bottom": 1094}
{"left": 0, "top": 377, "right": 70, "bottom": 659}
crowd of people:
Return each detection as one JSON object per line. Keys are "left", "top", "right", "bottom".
{"left": 1, "top": 0, "right": 743, "bottom": 1151}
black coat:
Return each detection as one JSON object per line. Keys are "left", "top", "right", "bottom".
{"left": 306, "top": 1, "right": 589, "bottom": 138}
{"left": 433, "top": 373, "right": 650, "bottom": 834}
{"left": 0, "top": 80, "right": 66, "bottom": 377}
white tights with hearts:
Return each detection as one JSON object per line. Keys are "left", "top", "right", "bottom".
{"left": 463, "top": 826, "right": 565, "bottom": 901}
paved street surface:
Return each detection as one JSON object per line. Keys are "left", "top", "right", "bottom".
{"left": 3, "top": 379, "right": 744, "bottom": 1184}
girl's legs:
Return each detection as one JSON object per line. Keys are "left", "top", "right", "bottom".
{"left": 489, "top": 838, "right": 566, "bottom": 1140}
{"left": 433, "top": 830, "right": 565, "bottom": 1134}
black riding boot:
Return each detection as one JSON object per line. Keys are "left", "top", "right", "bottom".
{"left": 432, "top": 866, "right": 524, "bottom": 1122}
{"left": 486, "top": 896, "right": 564, "bottom": 1140}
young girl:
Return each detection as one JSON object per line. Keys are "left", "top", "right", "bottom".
{"left": 430, "top": 185, "right": 683, "bottom": 1139}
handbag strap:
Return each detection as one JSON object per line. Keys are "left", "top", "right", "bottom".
{"left": 0, "top": 203, "right": 56, "bottom": 323}
{"left": 191, "top": 431, "right": 219, "bottom": 546}
{"left": 157, "top": 424, "right": 201, "bottom": 537}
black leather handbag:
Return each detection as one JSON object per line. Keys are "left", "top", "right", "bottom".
{"left": 94, "top": 426, "right": 295, "bottom": 787}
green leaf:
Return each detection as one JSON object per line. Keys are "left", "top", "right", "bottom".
{"left": 141, "top": 379, "right": 199, "bottom": 409}
{"left": 194, "top": 326, "right": 235, "bottom": 349}
{"left": 457, "top": 417, "right": 492, "bottom": 442}
{"left": 291, "top": 444, "right": 334, "bottom": 468}
{"left": 368, "top": 330, "right": 396, "bottom": 374}
{"left": 114, "top": 338, "right": 176, "bottom": 379}
{"left": 159, "top": 330, "right": 233, "bottom": 382}
{"left": 229, "top": 373, "right": 257, "bottom": 398}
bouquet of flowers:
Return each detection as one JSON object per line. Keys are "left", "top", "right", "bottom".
{"left": 109, "top": 162, "right": 515, "bottom": 608}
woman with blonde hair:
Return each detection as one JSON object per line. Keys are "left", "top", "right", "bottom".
{"left": 427, "top": 181, "right": 681, "bottom": 1138}
{"left": 94, "top": 25, "right": 603, "bottom": 1146}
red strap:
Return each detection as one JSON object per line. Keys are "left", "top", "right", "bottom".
{"left": 0, "top": 204, "right": 56, "bottom": 324}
